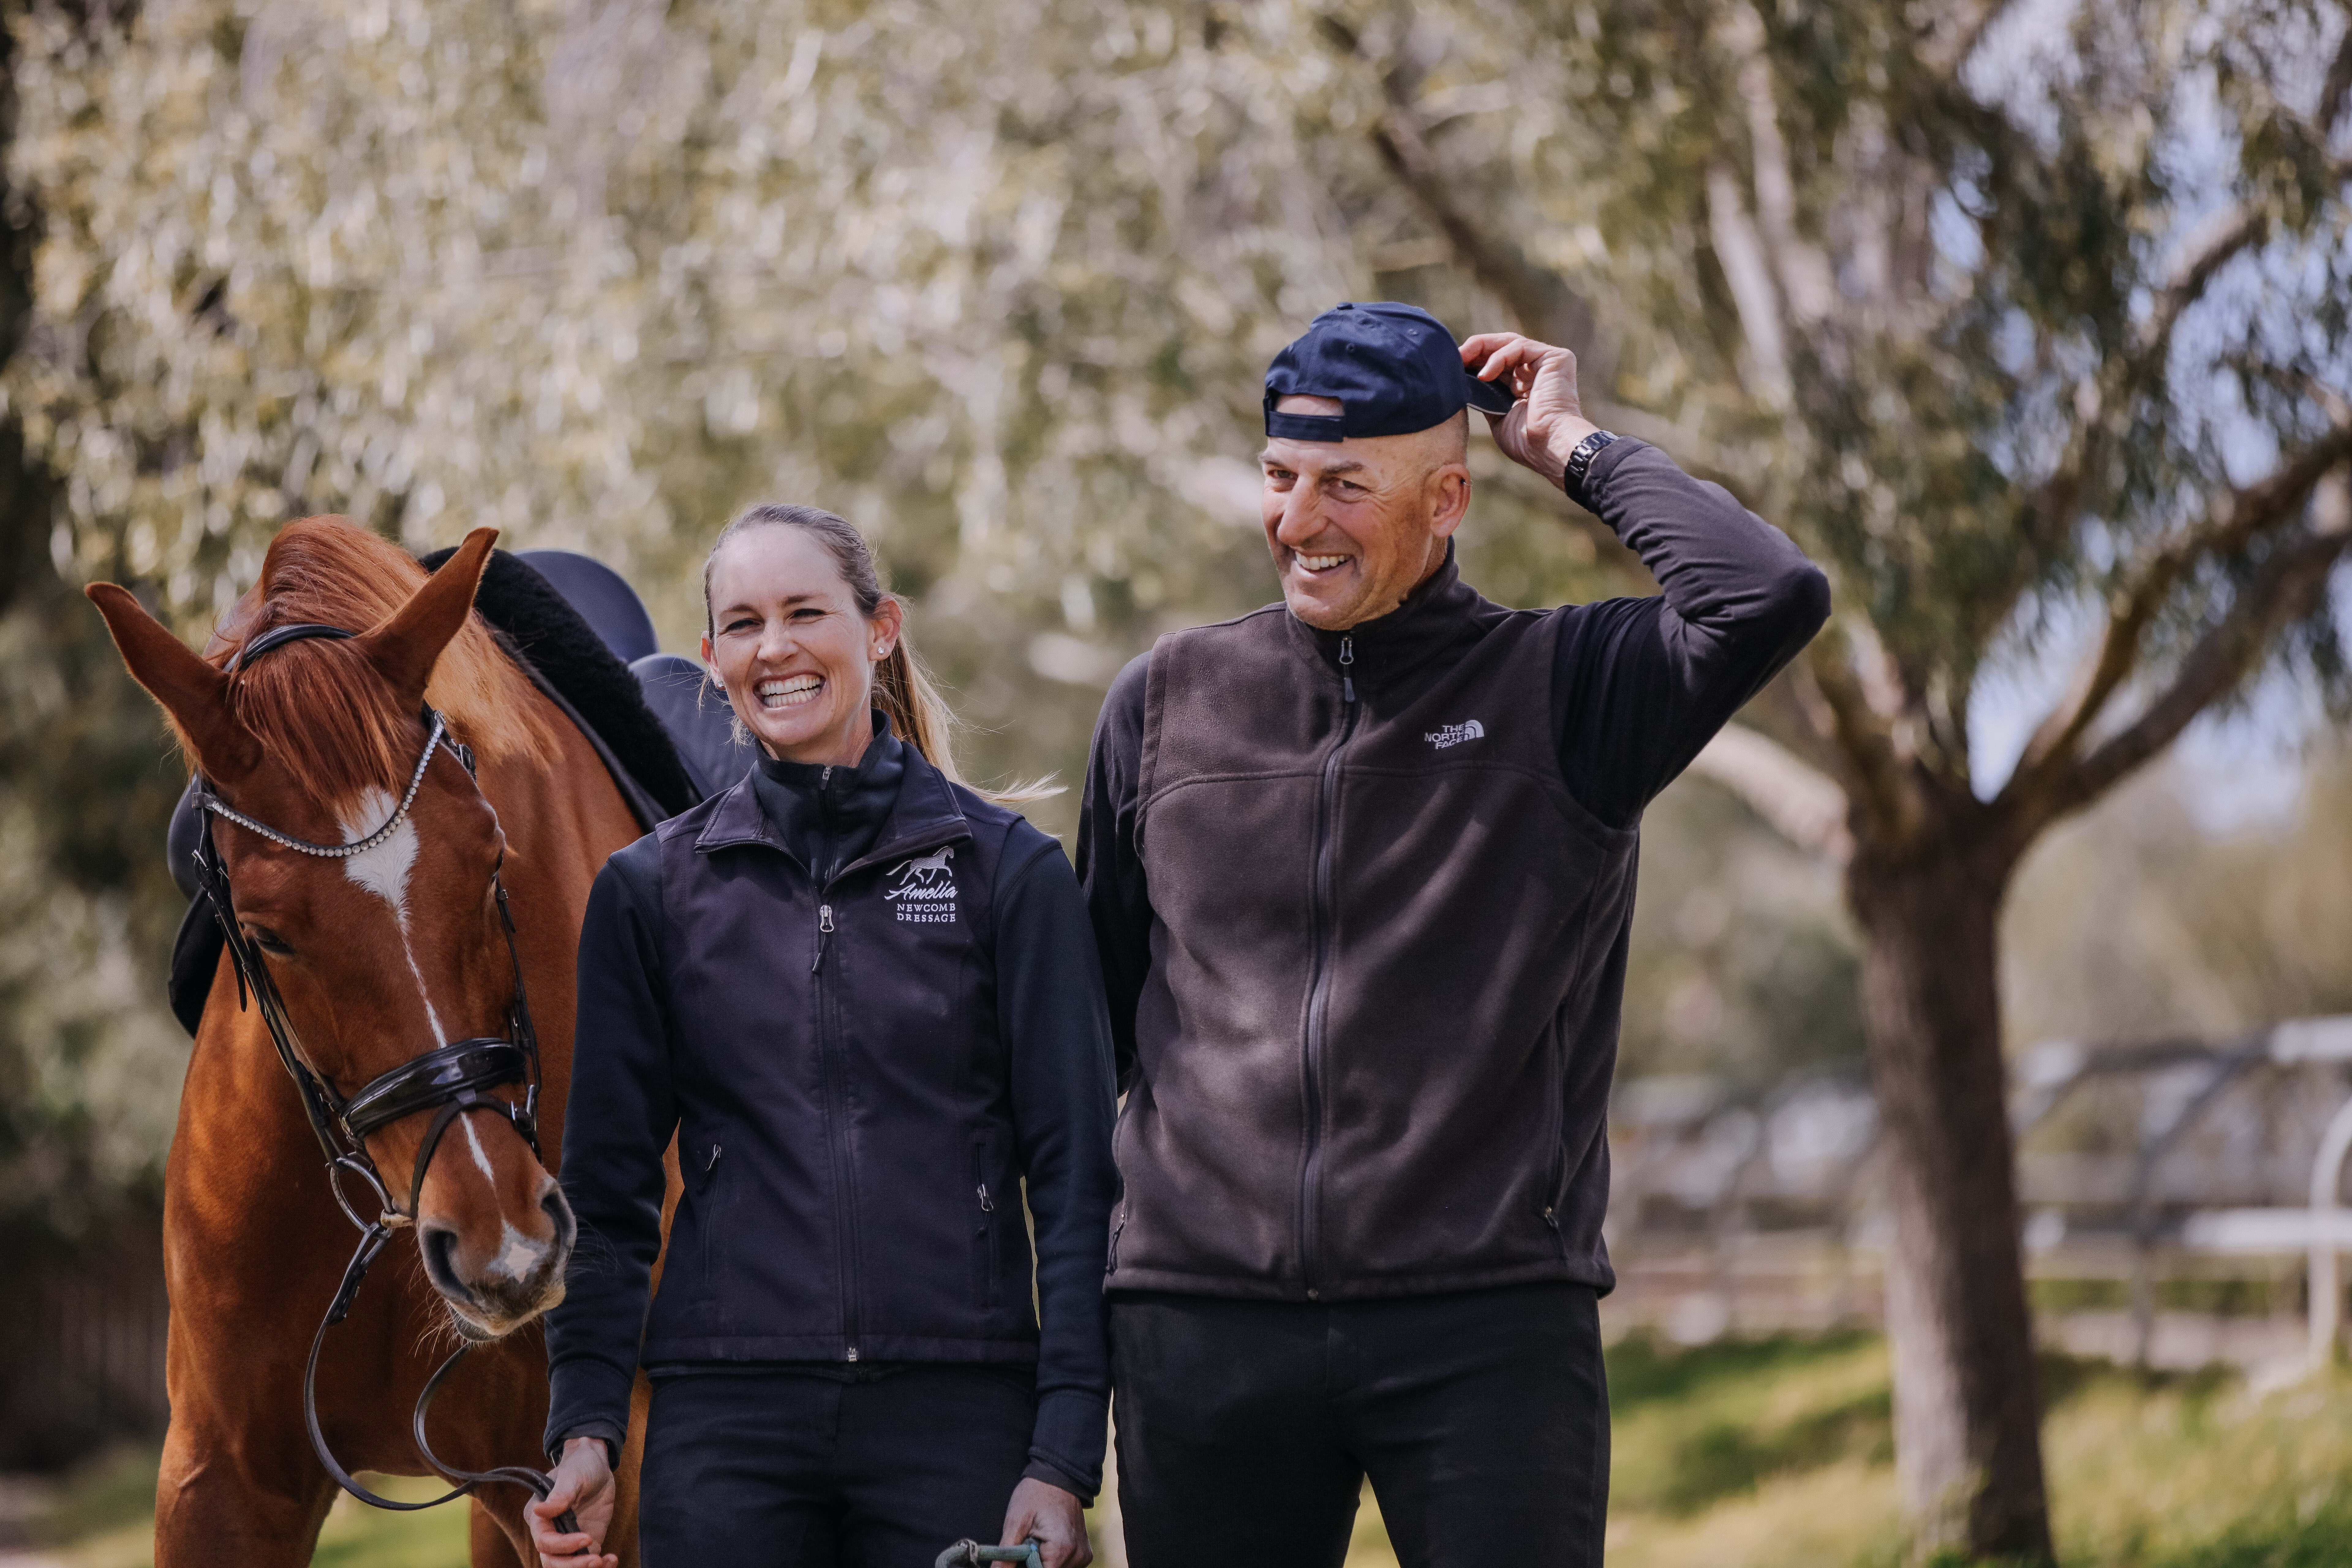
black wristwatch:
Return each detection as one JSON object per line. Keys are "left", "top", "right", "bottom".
{"left": 1560, "top": 429, "right": 1620, "bottom": 509}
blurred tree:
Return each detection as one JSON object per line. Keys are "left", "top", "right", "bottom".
{"left": 1301, "top": 0, "right": 2352, "bottom": 1555}
{"left": 0, "top": 0, "right": 184, "bottom": 1252}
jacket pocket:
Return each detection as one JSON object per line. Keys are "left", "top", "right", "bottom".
{"left": 692, "top": 1138, "right": 725, "bottom": 1286}
{"left": 1540, "top": 1025, "right": 1569, "bottom": 1258}
{"left": 971, "top": 1132, "right": 1001, "bottom": 1310}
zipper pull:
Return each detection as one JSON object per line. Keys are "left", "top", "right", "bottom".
{"left": 846, "top": 1345, "right": 860, "bottom": 1363}
{"left": 978, "top": 1183, "right": 995, "bottom": 1213}
{"left": 705, "top": 1144, "right": 723, "bottom": 1174}
{"left": 1339, "top": 635, "right": 1355, "bottom": 703}
{"left": 812, "top": 903, "right": 834, "bottom": 971}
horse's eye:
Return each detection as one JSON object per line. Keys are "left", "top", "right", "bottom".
{"left": 247, "top": 925, "right": 296, "bottom": 957}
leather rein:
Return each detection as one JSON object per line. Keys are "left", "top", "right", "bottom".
{"left": 188, "top": 620, "right": 575, "bottom": 1530}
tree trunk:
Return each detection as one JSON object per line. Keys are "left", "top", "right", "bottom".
{"left": 1849, "top": 824, "right": 2053, "bottom": 1562}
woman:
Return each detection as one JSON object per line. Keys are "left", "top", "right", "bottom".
{"left": 527, "top": 504, "right": 1116, "bottom": 1568}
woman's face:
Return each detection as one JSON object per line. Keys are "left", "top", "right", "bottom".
{"left": 701, "top": 525, "right": 902, "bottom": 767}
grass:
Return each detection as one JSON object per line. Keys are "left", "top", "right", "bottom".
{"left": 1340, "top": 1332, "right": 2352, "bottom": 1568}
{"left": 30, "top": 1338, "right": 2352, "bottom": 1567}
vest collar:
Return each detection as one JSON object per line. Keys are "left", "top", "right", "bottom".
{"left": 697, "top": 732, "right": 972, "bottom": 875}
{"left": 1289, "top": 540, "right": 1479, "bottom": 689}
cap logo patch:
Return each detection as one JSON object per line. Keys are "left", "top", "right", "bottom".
{"left": 1425, "top": 719, "right": 1486, "bottom": 749}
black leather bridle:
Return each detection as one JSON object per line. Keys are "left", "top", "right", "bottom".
{"left": 190, "top": 620, "right": 575, "bottom": 1530}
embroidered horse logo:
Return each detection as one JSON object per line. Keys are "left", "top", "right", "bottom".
{"left": 887, "top": 845, "right": 957, "bottom": 901}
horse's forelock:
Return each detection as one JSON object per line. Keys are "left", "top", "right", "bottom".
{"left": 205, "top": 517, "right": 558, "bottom": 807}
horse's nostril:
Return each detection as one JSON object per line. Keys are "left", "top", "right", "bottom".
{"left": 541, "top": 1187, "right": 576, "bottom": 1244}
{"left": 420, "top": 1224, "right": 463, "bottom": 1288}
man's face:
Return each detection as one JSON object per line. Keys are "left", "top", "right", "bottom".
{"left": 1259, "top": 397, "right": 1471, "bottom": 630}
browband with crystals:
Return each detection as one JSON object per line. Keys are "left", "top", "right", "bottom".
{"left": 193, "top": 710, "right": 452, "bottom": 859}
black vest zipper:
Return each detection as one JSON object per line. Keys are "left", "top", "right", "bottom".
{"left": 811, "top": 898, "right": 864, "bottom": 1361}
{"left": 1298, "top": 634, "right": 1357, "bottom": 1299}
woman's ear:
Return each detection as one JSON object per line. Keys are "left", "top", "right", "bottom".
{"left": 869, "top": 596, "right": 905, "bottom": 662}
{"left": 699, "top": 632, "right": 719, "bottom": 691}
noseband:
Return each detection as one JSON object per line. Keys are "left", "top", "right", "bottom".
{"left": 190, "top": 619, "right": 574, "bottom": 1529}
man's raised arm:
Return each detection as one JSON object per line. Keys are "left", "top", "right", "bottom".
{"left": 1461, "top": 332, "right": 1831, "bottom": 827}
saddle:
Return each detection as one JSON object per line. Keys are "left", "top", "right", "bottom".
{"left": 165, "top": 549, "right": 752, "bottom": 1035}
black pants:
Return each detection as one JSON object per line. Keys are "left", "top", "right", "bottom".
{"left": 639, "top": 1365, "right": 1033, "bottom": 1567}
{"left": 1110, "top": 1284, "right": 1608, "bottom": 1568}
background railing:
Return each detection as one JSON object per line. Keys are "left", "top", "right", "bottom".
{"left": 1604, "top": 1017, "right": 2352, "bottom": 1374}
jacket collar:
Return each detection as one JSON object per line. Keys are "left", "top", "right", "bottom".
{"left": 696, "top": 730, "right": 971, "bottom": 874}
{"left": 1287, "top": 540, "right": 1480, "bottom": 690}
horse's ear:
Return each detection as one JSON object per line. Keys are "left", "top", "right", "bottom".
{"left": 357, "top": 526, "right": 497, "bottom": 708}
{"left": 85, "top": 583, "right": 261, "bottom": 779}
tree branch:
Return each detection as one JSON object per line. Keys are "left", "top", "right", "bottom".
{"left": 1341, "top": 31, "right": 1599, "bottom": 361}
{"left": 1807, "top": 632, "right": 1925, "bottom": 848}
{"left": 1688, "top": 722, "right": 1855, "bottom": 864}
{"left": 2321, "top": 21, "right": 2352, "bottom": 136}
{"left": 1916, "top": 0, "right": 2021, "bottom": 78}
{"left": 2046, "top": 467, "right": 2352, "bottom": 822}
{"left": 2007, "top": 414, "right": 2352, "bottom": 799}
{"left": 1705, "top": 162, "right": 1793, "bottom": 406}
{"left": 1724, "top": 2, "right": 1836, "bottom": 325}
{"left": 2138, "top": 205, "right": 2270, "bottom": 365}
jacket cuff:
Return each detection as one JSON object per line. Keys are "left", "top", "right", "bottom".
{"left": 1027, "top": 1388, "right": 1109, "bottom": 1505}
{"left": 1572, "top": 433, "right": 1647, "bottom": 517}
{"left": 550, "top": 1421, "right": 625, "bottom": 1472}
{"left": 543, "top": 1356, "right": 638, "bottom": 1464}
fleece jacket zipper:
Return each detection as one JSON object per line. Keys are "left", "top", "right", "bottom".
{"left": 1297, "top": 634, "right": 1357, "bottom": 1300}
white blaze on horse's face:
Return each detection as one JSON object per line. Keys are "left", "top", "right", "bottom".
{"left": 339, "top": 785, "right": 449, "bottom": 1047}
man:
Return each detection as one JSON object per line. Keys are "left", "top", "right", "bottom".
{"left": 1079, "top": 302, "right": 1829, "bottom": 1566}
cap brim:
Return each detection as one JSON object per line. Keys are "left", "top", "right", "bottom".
{"left": 1461, "top": 369, "right": 1518, "bottom": 415}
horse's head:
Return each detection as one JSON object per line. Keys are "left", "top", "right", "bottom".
{"left": 90, "top": 524, "right": 574, "bottom": 1341}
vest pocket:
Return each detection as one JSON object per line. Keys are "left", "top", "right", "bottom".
{"left": 971, "top": 1132, "right": 1001, "bottom": 1310}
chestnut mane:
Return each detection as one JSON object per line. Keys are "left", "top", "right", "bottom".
{"left": 200, "top": 517, "right": 559, "bottom": 806}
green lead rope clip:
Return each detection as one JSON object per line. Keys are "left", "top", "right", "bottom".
{"left": 935, "top": 1541, "right": 1044, "bottom": 1568}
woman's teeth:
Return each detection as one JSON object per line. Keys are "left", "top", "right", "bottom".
{"left": 1297, "top": 554, "right": 1349, "bottom": 573}
{"left": 755, "top": 675, "right": 823, "bottom": 709}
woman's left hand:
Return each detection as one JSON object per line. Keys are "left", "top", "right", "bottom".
{"left": 1001, "top": 1476, "right": 1092, "bottom": 1568}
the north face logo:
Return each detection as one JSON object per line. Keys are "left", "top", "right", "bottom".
{"left": 1424, "top": 719, "right": 1486, "bottom": 749}
{"left": 886, "top": 846, "right": 959, "bottom": 924}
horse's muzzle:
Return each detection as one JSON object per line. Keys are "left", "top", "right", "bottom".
{"left": 419, "top": 1181, "right": 576, "bottom": 1337}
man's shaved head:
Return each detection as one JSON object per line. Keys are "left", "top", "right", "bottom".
{"left": 1272, "top": 398, "right": 1467, "bottom": 474}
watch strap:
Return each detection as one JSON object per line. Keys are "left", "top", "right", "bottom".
{"left": 1561, "top": 429, "right": 1621, "bottom": 510}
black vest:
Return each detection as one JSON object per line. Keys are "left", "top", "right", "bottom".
{"left": 1114, "top": 559, "right": 1638, "bottom": 1300}
{"left": 639, "top": 747, "right": 1040, "bottom": 1364}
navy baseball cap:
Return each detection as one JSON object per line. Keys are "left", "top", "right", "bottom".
{"left": 1264, "top": 302, "right": 1516, "bottom": 443}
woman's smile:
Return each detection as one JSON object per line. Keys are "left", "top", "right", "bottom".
{"left": 755, "top": 673, "right": 825, "bottom": 709}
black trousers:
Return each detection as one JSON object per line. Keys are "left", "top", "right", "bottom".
{"left": 1110, "top": 1284, "right": 1608, "bottom": 1568}
{"left": 638, "top": 1365, "right": 1034, "bottom": 1567}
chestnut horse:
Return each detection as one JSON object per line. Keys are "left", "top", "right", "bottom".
{"left": 90, "top": 519, "right": 654, "bottom": 1567}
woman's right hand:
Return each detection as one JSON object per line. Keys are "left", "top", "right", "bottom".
{"left": 528, "top": 1436, "right": 619, "bottom": 1568}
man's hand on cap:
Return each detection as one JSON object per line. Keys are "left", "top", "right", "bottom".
{"left": 1458, "top": 334, "right": 1601, "bottom": 487}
